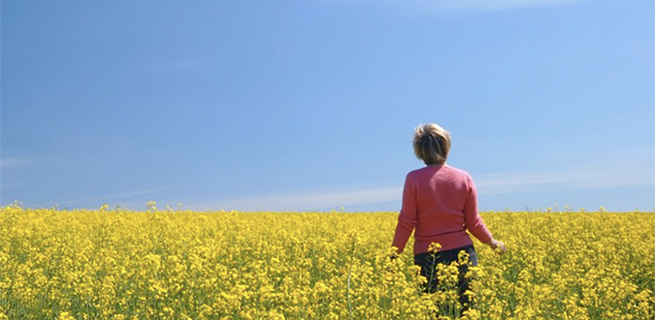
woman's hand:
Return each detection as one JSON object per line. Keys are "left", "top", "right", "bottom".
{"left": 389, "top": 246, "right": 400, "bottom": 261}
{"left": 488, "top": 239, "right": 507, "bottom": 255}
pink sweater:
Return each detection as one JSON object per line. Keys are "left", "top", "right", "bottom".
{"left": 392, "top": 164, "right": 493, "bottom": 255}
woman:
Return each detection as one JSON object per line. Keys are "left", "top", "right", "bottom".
{"left": 391, "top": 123, "right": 506, "bottom": 311}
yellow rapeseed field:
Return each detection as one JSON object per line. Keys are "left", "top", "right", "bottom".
{"left": 0, "top": 205, "right": 653, "bottom": 319}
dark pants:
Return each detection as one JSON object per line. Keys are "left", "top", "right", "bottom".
{"left": 414, "top": 245, "right": 478, "bottom": 312}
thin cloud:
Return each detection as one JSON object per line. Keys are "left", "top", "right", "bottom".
{"left": 475, "top": 166, "right": 653, "bottom": 195}
{"left": 432, "top": 0, "right": 591, "bottom": 13}
{"left": 189, "top": 187, "right": 402, "bottom": 212}
{"left": 476, "top": 148, "right": 655, "bottom": 195}
{"left": 328, "top": 0, "right": 592, "bottom": 14}
{"left": 41, "top": 186, "right": 177, "bottom": 207}
{"left": 192, "top": 148, "right": 654, "bottom": 211}
{"left": 0, "top": 157, "right": 31, "bottom": 168}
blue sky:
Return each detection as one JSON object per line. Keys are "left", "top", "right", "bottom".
{"left": 1, "top": 0, "right": 653, "bottom": 212}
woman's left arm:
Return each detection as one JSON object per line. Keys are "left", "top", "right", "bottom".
{"left": 391, "top": 174, "right": 418, "bottom": 254}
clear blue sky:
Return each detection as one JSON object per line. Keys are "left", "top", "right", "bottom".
{"left": 1, "top": 0, "right": 653, "bottom": 212}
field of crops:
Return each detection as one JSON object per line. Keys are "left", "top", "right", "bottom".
{"left": 0, "top": 206, "right": 653, "bottom": 319}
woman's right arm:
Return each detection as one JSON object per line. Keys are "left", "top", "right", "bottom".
{"left": 488, "top": 239, "right": 507, "bottom": 255}
{"left": 464, "top": 173, "right": 507, "bottom": 255}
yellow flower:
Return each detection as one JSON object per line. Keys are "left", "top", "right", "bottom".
{"left": 429, "top": 242, "right": 442, "bottom": 253}
{"left": 0, "top": 207, "right": 652, "bottom": 319}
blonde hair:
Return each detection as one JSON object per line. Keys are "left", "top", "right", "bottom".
{"left": 413, "top": 123, "right": 451, "bottom": 165}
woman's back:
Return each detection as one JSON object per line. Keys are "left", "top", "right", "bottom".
{"left": 394, "top": 164, "right": 492, "bottom": 253}
{"left": 410, "top": 164, "right": 470, "bottom": 220}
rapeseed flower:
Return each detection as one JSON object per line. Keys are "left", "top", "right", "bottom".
{"left": 0, "top": 207, "right": 652, "bottom": 319}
